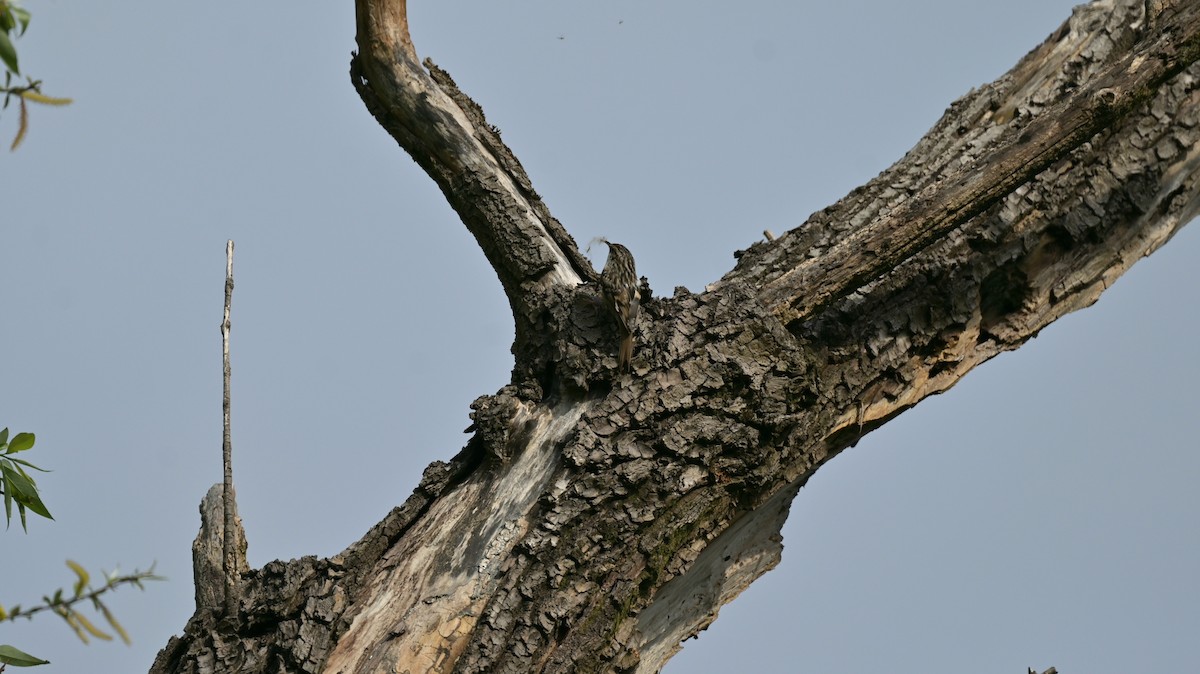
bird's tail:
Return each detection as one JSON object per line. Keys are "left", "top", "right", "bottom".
{"left": 618, "top": 334, "right": 633, "bottom": 372}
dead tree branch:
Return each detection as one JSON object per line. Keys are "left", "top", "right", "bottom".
{"left": 148, "top": 2, "right": 1200, "bottom": 672}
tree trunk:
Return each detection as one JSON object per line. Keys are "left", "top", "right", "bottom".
{"left": 149, "top": 1, "right": 1200, "bottom": 672}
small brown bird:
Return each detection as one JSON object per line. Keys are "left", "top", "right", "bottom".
{"left": 599, "top": 240, "right": 639, "bottom": 371}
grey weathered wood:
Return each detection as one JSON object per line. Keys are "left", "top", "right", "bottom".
{"left": 221, "top": 240, "right": 240, "bottom": 619}
{"left": 193, "top": 484, "right": 247, "bottom": 614}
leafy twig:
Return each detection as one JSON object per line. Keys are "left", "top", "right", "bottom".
{"left": 1, "top": 2, "right": 72, "bottom": 150}
{"left": 0, "top": 428, "right": 52, "bottom": 532}
{"left": 0, "top": 562, "right": 163, "bottom": 646}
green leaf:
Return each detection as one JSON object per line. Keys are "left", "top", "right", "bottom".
{"left": 4, "top": 456, "right": 48, "bottom": 472}
{"left": 71, "top": 610, "right": 112, "bottom": 642}
{"left": 7, "top": 432, "right": 34, "bottom": 453}
{"left": 0, "top": 10, "right": 14, "bottom": 34}
{"left": 0, "top": 643, "right": 50, "bottom": 666}
{"left": 0, "top": 30, "right": 18, "bottom": 75}
{"left": 0, "top": 427, "right": 9, "bottom": 446}
{"left": 0, "top": 462, "right": 32, "bottom": 496}
{"left": 17, "top": 486, "right": 50, "bottom": 519}
{"left": 2, "top": 471, "right": 13, "bottom": 528}
{"left": 67, "top": 560, "right": 89, "bottom": 597}
{"left": 61, "top": 610, "right": 88, "bottom": 644}
{"left": 99, "top": 601, "right": 131, "bottom": 645}
{"left": 12, "top": 7, "right": 30, "bottom": 36}
{"left": 0, "top": 463, "right": 51, "bottom": 521}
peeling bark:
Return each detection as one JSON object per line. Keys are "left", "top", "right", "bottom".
{"left": 149, "top": 1, "right": 1200, "bottom": 673}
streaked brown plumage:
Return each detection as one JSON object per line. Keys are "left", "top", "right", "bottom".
{"left": 599, "top": 240, "right": 639, "bottom": 371}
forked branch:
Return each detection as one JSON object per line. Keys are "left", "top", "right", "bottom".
{"left": 351, "top": 0, "right": 595, "bottom": 326}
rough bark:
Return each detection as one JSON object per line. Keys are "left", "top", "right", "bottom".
{"left": 149, "top": 1, "right": 1200, "bottom": 673}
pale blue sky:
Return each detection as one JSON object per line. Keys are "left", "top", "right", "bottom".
{"left": 3, "top": 1, "right": 1197, "bottom": 672}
